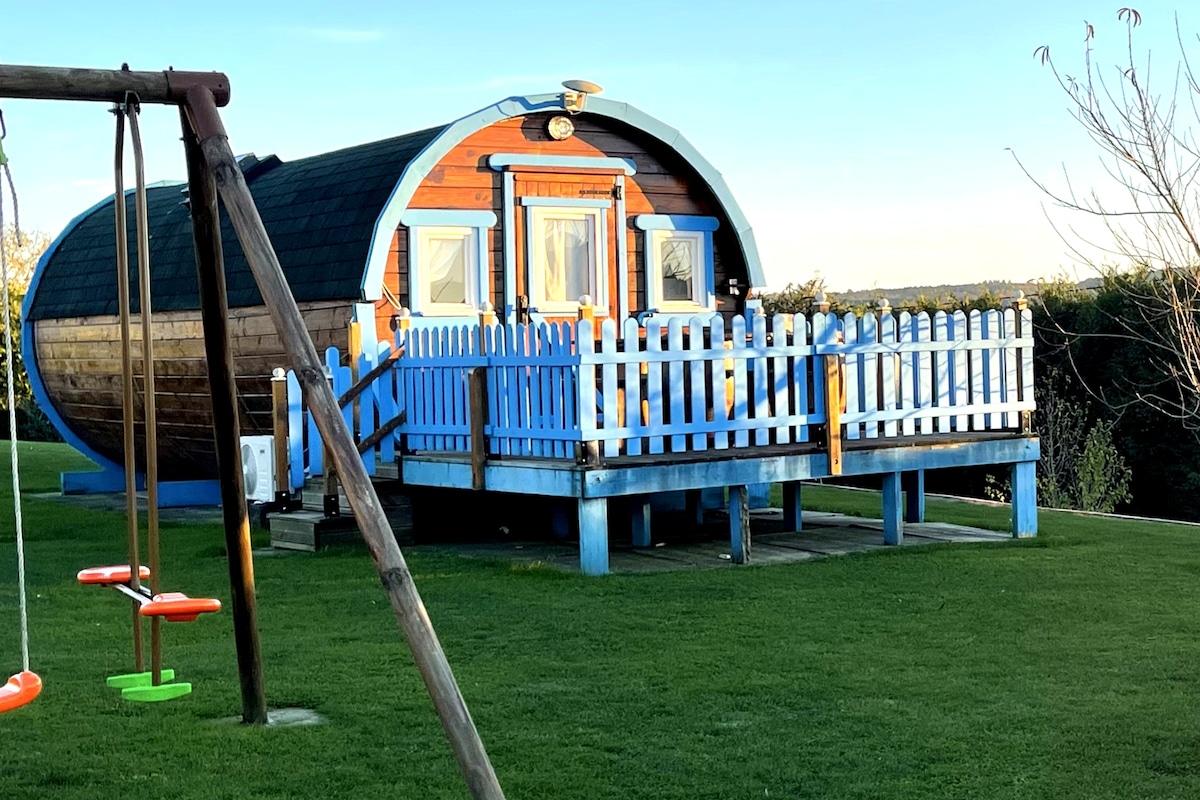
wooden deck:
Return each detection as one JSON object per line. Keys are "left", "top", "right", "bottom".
{"left": 413, "top": 508, "right": 1012, "bottom": 574}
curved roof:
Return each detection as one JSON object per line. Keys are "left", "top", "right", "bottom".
{"left": 26, "top": 126, "right": 444, "bottom": 321}
{"left": 361, "top": 93, "right": 765, "bottom": 299}
{"left": 26, "top": 91, "right": 764, "bottom": 322}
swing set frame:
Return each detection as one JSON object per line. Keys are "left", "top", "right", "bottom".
{"left": 0, "top": 65, "right": 507, "bottom": 800}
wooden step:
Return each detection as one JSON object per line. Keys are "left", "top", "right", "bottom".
{"left": 271, "top": 475, "right": 415, "bottom": 551}
{"left": 267, "top": 510, "right": 362, "bottom": 552}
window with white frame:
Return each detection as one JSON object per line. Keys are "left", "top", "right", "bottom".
{"left": 636, "top": 214, "right": 717, "bottom": 313}
{"left": 527, "top": 205, "right": 607, "bottom": 313}
{"left": 401, "top": 210, "right": 494, "bottom": 317}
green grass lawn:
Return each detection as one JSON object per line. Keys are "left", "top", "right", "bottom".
{"left": 3, "top": 442, "right": 1200, "bottom": 799}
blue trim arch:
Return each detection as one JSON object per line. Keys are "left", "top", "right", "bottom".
{"left": 360, "top": 93, "right": 764, "bottom": 302}
{"left": 22, "top": 185, "right": 177, "bottom": 488}
{"left": 22, "top": 192, "right": 131, "bottom": 483}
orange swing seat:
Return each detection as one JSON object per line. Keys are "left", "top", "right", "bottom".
{"left": 0, "top": 670, "right": 42, "bottom": 713}
{"left": 77, "top": 565, "right": 151, "bottom": 586}
{"left": 139, "top": 592, "right": 221, "bottom": 623}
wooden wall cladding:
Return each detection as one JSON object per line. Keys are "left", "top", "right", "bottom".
{"left": 386, "top": 113, "right": 745, "bottom": 320}
{"left": 35, "top": 300, "right": 355, "bottom": 480}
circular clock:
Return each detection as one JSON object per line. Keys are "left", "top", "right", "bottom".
{"left": 547, "top": 115, "right": 575, "bottom": 141}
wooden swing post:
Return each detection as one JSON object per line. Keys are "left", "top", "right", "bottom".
{"left": 0, "top": 64, "right": 264, "bottom": 722}
{"left": 0, "top": 64, "right": 505, "bottom": 799}
{"left": 182, "top": 84, "right": 506, "bottom": 800}
{"left": 179, "top": 109, "right": 269, "bottom": 724}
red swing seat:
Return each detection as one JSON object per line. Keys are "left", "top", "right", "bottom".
{"left": 0, "top": 670, "right": 42, "bottom": 713}
{"left": 139, "top": 592, "right": 221, "bottom": 623}
{"left": 77, "top": 565, "right": 151, "bottom": 586}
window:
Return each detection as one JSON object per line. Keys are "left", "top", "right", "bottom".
{"left": 527, "top": 205, "right": 607, "bottom": 313}
{"left": 401, "top": 210, "right": 495, "bottom": 317}
{"left": 418, "top": 227, "right": 476, "bottom": 311}
{"left": 636, "top": 214, "right": 718, "bottom": 313}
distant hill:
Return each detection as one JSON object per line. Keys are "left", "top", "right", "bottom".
{"left": 834, "top": 278, "right": 1100, "bottom": 306}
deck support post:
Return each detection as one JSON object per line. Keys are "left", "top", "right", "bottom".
{"left": 902, "top": 470, "right": 925, "bottom": 523}
{"left": 1011, "top": 461, "right": 1038, "bottom": 538}
{"left": 550, "top": 502, "right": 571, "bottom": 539}
{"left": 782, "top": 481, "right": 803, "bottom": 532}
{"left": 578, "top": 497, "right": 610, "bottom": 576}
{"left": 729, "top": 484, "right": 751, "bottom": 564}
{"left": 630, "top": 498, "right": 652, "bottom": 548}
{"left": 882, "top": 471, "right": 903, "bottom": 545}
{"left": 686, "top": 489, "right": 706, "bottom": 527}
{"left": 179, "top": 109, "right": 268, "bottom": 725}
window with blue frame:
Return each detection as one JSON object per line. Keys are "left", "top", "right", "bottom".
{"left": 400, "top": 209, "right": 496, "bottom": 317}
{"left": 635, "top": 214, "right": 718, "bottom": 313}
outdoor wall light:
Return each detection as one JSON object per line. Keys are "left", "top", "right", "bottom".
{"left": 562, "top": 79, "right": 603, "bottom": 114}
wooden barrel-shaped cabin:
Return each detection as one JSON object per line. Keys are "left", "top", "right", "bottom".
{"left": 23, "top": 82, "right": 766, "bottom": 481}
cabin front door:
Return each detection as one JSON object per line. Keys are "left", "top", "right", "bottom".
{"left": 512, "top": 170, "right": 622, "bottom": 324}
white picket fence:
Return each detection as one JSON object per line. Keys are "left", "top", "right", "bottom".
{"left": 286, "top": 308, "right": 1034, "bottom": 474}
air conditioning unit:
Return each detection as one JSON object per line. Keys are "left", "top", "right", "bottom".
{"left": 241, "top": 435, "right": 276, "bottom": 504}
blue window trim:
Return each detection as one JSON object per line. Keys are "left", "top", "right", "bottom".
{"left": 519, "top": 196, "right": 612, "bottom": 209}
{"left": 487, "top": 153, "right": 637, "bottom": 175}
{"left": 644, "top": 227, "right": 717, "bottom": 314}
{"left": 615, "top": 175, "right": 629, "bottom": 319}
{"left": 502, "top": 172, "right": 517, "bottom": 322}
{"left": 362, "top": 93, "right": 764, "bottom": 303}
{"left": 400, "top": 209, "right": 498, "bottom": 228}
{"left": 634, "top": 214, "right": 720, "bottom": 232}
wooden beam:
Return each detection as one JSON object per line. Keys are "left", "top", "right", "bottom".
{"left": 0, "top": 64, "right": 230, "bottom": 106}
{"left": 271, "top": 368, "right": 290, "bottom": 499}
{"left": 180, "top": 109, "right": 268, "bottom": 725}
{"left": 339, "top": 348, "right": 402, "bottom": 409}
{"left": 468, "top": 368, "right": 487, "bottom": 491}
{"left": 356, "top": 411, "right": 406, "bottom": 456}
{"left": 823, "top": 354, "right": 843, "bottom": 476}
{"left": 187, "top": 91, "right": 506, "bottom": 800}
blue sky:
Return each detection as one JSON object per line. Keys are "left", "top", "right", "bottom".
{"left": 1, "top": 1, "right": 1194, "bottom": 293}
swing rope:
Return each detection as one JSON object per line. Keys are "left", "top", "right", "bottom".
{"left": 0, "top": 107, "right": 30, "bottom": 674}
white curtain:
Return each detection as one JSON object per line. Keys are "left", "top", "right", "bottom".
{"left": 542, "top": 218, "right": 590, "bottom": 302}
{"left": 427, "top": 237, "right": 467, "bottom": 305}
{"left": 660, "top": 238, "right": 694, "bottom": 301}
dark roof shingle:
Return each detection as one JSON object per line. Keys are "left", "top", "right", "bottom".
{"left": 28, "top": 124, "right": 445, "bottom": 321}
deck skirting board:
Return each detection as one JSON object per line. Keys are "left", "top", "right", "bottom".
{"left": 398, "top": 436, "right": 1040, "bottom": 499}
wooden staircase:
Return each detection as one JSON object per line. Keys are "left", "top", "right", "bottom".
{"left": 265, "top": 471, "right": 414, "bottom": 552}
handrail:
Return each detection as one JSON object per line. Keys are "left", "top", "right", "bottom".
{"left": 339, "top": 347, "right": 403, "bottom": 409}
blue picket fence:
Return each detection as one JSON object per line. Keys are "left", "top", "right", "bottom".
{"left": 284, "top": 308, "right": 1035, "bottom": 481}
